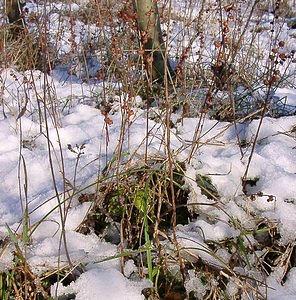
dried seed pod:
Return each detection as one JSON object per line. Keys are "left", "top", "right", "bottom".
{"left": 274, "top": 69, "right": 281, "bottom": 75}
{"left": 218, "top": 51, "right": 226, "bottom": 59}
{"left": 146, "top": 55, "right": 154, "bottom": 64}
{"left": 223, "top": 27, "right": 230, "bottom": 34}
{"left": 231, "top": 4, "right": 237, "bottom": 11}
{"left": 228, "top": 13, "right": 234, "bottom": 20}
{"left": 128, "top": 110, "right": 134, "bottom": 117}
{"left": 216, "top": 60, "right": 223, "bottom": 67}
{"left": 137, "top": 48, "right": 145, "bottom": 55}
{"left": 271, "top": 75, "right": 280, "bottom": 83}
{"left": 224, "top": 37, "right": 230, "bottom": 44}
{"left": 224, "top": 5, "right": 231, "bottom": 12}
{"left": 104, "top": 116, "right": 113, "bottom": 125}
{"left": 278, "top": 41, "right": 285, "bottom": 48}
{"left": 224, "top": 4, "right": 234, "bottom": 12}
{"left": 214, "top": 40, "right": 222, "bottom": 48}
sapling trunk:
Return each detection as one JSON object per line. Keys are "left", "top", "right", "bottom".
{"left": 132, "top": 0, "right": 173, "bottom": 82}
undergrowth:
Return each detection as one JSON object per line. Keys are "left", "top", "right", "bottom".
{"left": 0, "top": 0, "right": 295, "bottom": 299}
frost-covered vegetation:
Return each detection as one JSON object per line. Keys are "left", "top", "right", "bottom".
{"left": 0, "top": 0, "right": 296, "bottom": 299}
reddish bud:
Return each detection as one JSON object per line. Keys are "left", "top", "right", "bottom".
{"left": 274, "top": 69, "right": 281, "bottom": 75}
{"left": 128, "top": 110, "right": 134, "bottom": 117}
{"left": 214, "top": 41, "right": 221, "bottom": 48}
{"left": 271, "top": 75, "right": 280, "bottom": 83}
{"left": 146, "top": 56, "right": 154, "bottom": 64}
{"left": 228, "top": 13, "right": 234, "bottom": 20}
{"left": 278, "top": 41, "right": 285, "bottom": 48}
{"left": 224, "top": 5, "right": 233, "bottom": 12}
{"left": 104, "top": 116, "right": 113, "bottom": 125}
{"left": 223, "top": 27, "right": 230, "bottom": 34}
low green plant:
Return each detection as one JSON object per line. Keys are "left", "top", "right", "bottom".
{"left": 0, "top": 225, "right": 50, "bottom": 299}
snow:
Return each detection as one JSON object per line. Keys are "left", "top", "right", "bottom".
{"left": 267, "top": 267, "right": 296, "bottom": 300}
{"left": 0, "top": 0, "right": 296, "bottom": 299}
{"left": 275, "top": 88, "right": 296, "bottom": 106}
{"left": 52, "top": 267, "right": 150, "bottom": 300}
{"left": 1, "top": 76, "right": 296, "bottom": 299}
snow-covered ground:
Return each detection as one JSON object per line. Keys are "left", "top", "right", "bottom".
{"left": 0, "top": 0, "right": 296, "bottom": 299}
{"left": 1, "top": 69, "right": 296, "bottom": 299}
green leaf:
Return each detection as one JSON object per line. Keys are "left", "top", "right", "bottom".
{"left": 134, "top": 190, "right": 145, "bottom": 214}
{"left": 237, "top": 235, "right": 251, "bottom": 268}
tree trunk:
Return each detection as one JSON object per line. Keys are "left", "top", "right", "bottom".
{"left": 5, "top": 0, "right": 25, "bottom": 38}
{"left": 133, "top": 0, "right": 173, "bottom": 82}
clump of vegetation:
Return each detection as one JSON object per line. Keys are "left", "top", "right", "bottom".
{"left": 78, "top": 158, "right": 189, "bottom": 246}
{"left": 0, "top": 0, "right": 295, "bottom": 299}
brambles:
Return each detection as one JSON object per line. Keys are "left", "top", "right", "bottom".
{"left": 0, "top": 1, "right": 296, "bottom": 299}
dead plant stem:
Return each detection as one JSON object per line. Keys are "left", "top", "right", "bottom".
{"left": 164, "top": 0, "right": 185, "bottom": 282}
{"left": 242, "top": 84, "right": 273, "bottom": 189}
